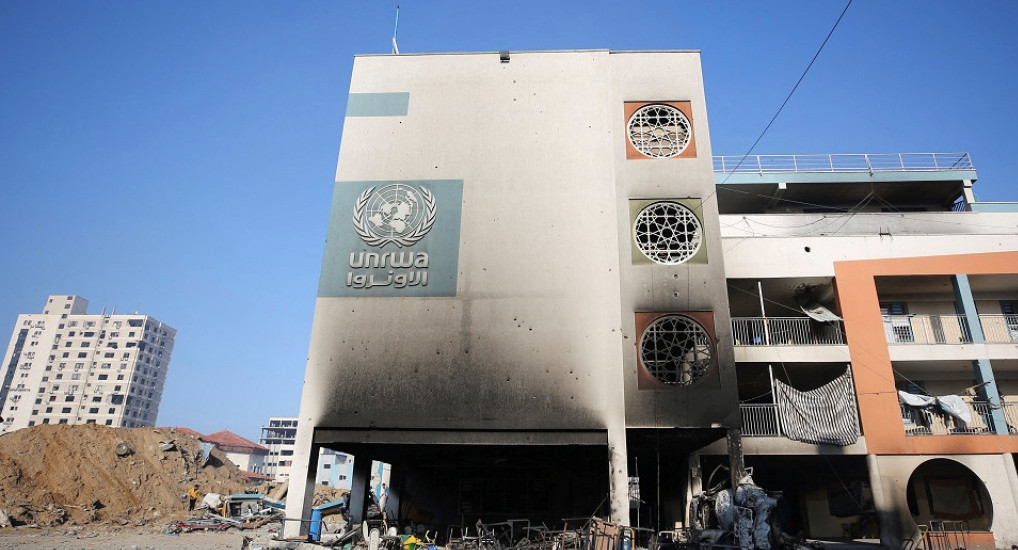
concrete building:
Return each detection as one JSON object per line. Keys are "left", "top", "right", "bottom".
{"left": 203, "top": 429, "right": 269, "bottom": 475}
{"left": 261, "top": 416, "right": 299, "bottom": 481}
{"left": 0, "top": 295, "right": 175, "bottom": 431}
{"left": 285, "top": 50, "right": 1018, "bottom": 548}
{"left": 261, "top": 416, "right": 357, "bottom": 489}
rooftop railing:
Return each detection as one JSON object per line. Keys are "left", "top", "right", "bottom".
{"left": 714, "top": 152, "right": 973, "bottom": 175}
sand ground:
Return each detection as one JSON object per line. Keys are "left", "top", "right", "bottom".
{"left": 0, "top": 524, "right": 288, "bottom": 550}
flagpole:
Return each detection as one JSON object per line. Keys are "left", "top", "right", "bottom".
{"left": 391, "top": 5, "right": 400, "bottom": 54}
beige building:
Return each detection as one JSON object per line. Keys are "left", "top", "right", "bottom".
{"left": 286, "top": 49, "right": 1018, "bottom": 548}
{"left": 0, "top": 295, "right": 175, "bottom": 431}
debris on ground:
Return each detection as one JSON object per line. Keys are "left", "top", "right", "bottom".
{"left": 0, "top": 424, "right": 250, "bottom": 528}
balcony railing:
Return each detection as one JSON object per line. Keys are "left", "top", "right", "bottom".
{"left": 978, "top": 315, "right": 1018, "bottom": 344}
{"left": 882, "top": 315, "right": 971, "bottom": 345}
{"left": 740, "top": 403, "right": 862, "bottom": 439}
{"left": 901, "top": 401, "right": 1001, "bottom": 435}
{"left": 741, "top": 404, "right": 782, "bottom": 436}
{"left": 732, "top": 317, "right": 845, "bottom": 346}
{"left": 713, "top": 152, "right": 973, "bottom": 175}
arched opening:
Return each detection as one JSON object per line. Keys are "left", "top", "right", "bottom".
{"left": 906, "top": 458, "right": 992, "bottom": 530}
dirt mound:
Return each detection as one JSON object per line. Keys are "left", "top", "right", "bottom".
{"left": 0, "top": 424, "right": 251, "bottom": 527}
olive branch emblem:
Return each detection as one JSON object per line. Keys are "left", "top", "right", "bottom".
{"left": 352, "top": 185, "right": 437, "bottom": 248}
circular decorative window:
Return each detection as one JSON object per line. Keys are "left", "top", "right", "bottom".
{"left": 634, "top": 201, "right": 702, "bottom": 264}
{"left": 640, "top": 315, "right": 713, "bottom": 386}
{"left": 627, "top": 104, "right": 692, "bottom": 158}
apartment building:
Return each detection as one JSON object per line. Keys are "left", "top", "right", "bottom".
{"left": 698, "top": 154, "right": 1018, "bottom": 547}
{"left": 0, "top": 295, "right": 175, "bottom": 431}
{"left": 285, "top": 50, "right": 1018, "bottom": 548}
{"left": 261, "top": 416, "right": 355, "bottom": 488}
{"left": 260, "top": 416, "right": 299, "bottom": 481}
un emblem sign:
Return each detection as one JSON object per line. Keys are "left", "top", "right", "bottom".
{"left": 353, "top": 184, "right": 436, "bottom": 248}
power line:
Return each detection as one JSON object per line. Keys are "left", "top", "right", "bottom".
{"left": 700, "top": 0, "right": 854, "bottom": 210}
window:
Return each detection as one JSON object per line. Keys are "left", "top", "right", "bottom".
{"left": 61, "top": 407, "right": 71, "bottom": 413}
{"left": 633, "top": 201, "right": 703, "bottom": 265}
{"left": 639, "top": 314, "right": 713, "bottom": 386}
{"left": 92, "top": 396, "right": 102, "bottom": 402}
{"left": 45, "top": 407, "right": 53, "bottom": 413}
{"left": 626, "top": 103, "right": 692, "bottom": 158}
{"left": 881, "top": 302, "right": 914, "bottom": 343}
{"left": 77, "top": 352, "right": 87, "bottom": 358}
{"left": 89, "top": 408, "right": 99, "bottom": 414}
{"left": 108, "top": 408, "right": 116, "bottom": 414}
{"left": 98, "top": 375, "right": 108, "bottom": 380}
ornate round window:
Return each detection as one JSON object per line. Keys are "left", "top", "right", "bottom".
{"left": 640, "top": 315, "right": 713, "bottom": 386}
{"left": 627, "top": 104, "right": 692, "bottom": 158}
{"left": 633, "top": 201, "right": 702, "bottom": 264}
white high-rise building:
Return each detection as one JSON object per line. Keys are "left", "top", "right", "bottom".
{"left": 260, "top": 416, "right": 299, "bottom": 481}
{"left": 261, "top": 416, "right": 356, "bottom": 489}
{"left": 0, "top": 295, "right": 176, "bottom": 432}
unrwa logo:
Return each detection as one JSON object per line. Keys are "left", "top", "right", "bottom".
{"left": 352, "top": 184, "right": 436, "bottom": 248}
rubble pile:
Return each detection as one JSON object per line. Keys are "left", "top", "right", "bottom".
{"left": 0, "top": 424, "right": 250, "bottom": 528}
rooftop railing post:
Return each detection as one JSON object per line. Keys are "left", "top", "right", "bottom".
{"left": 864, "top": 153, "right": 873, "bottom": 174}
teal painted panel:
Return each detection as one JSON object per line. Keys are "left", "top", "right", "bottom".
{"left": 318, "top": 180, "right": 463, "bottom": 298}
{"left": 970, "top": 202, "right": 1018, "bottom": 213}
{"left": 345, "top": 92, "right": 410, "bottom": 117}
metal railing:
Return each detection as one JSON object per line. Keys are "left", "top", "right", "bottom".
{"left": 901, "top": 401, "right": 998, "bottom": 435}
{"left": 882, "top": 315, "right": 971, "bottom": 345}
{"left": 740, "top": 404, "right": 782, "bottom": 436}
{"left": 713, "top": 152, "right": 973, "bottom": 175}
{"left": 732, "top": 317, "right": 845, "bottom": 346}
{"left": 978, "top": 314, "right": 1018, "bottom": 344}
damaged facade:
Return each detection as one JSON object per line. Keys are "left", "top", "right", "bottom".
{"left": 287, "top": 50, "right": 1018, "bottom": 548}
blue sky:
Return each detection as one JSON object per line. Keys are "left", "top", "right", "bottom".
{"left": 1, "top": 1, "right": 1016, "bottom": 441}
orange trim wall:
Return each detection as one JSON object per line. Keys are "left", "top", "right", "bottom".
{"left": 834, "top": 251, "right": 1018, "bottom": 455}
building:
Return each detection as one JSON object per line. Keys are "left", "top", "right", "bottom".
{"left": 0, "top": 295, "right": 175, "bottom": 431}
{"left": 203, "top": 429, "right": 269, "bottom": 475}
{"left": 260, "top": 416, "right": 299, "bottom": 481}
{"left": 285, "top": 50, "right": 1018, "bottom": 548}
{"left": 697, "top": 157, "right": 1018, "bottom": 546}
{"left": 261, "top": 416, "right": 355, "bottom": 488}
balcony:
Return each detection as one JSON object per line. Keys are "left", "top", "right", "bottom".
{"left": 740, "top": 403, "right": 862, "bottom": 440}
{"left": 732, "top": 317, "right": 845, "bottom": 346}
{"left": 882, "top": 315, "right": 971, "bottom": 345}
{"left": 900, "top": 401, "right": 1006, "bottom": 435}
{"left": 741, "top": 404, "right": 782, "bottom": 436}
{"left": 978, "top": 315, "right": 1018, "bottom": 344}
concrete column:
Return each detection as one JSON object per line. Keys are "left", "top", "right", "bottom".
{"left": 867, "top": 454, "right": 901, "bottom": 548}
{"left": 386, "top": 466, "right": 404, "bottom": 524}
{"left": 283, "top": 427, "right": 320, "bottom": 538}
{"left": 962, "top": 179, "right": 976, "bottom": 209}
{"left": 726, "top": 429, "right": 745, "bottom": 491}
{"left": 607, "top": 425, "right": 630, "bottom": 525}
{"left": 349, "top": 454, "right": 374, "bottom": 524}
{"left": 952, "top": 274, "right": 1008, "bottom": 434}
